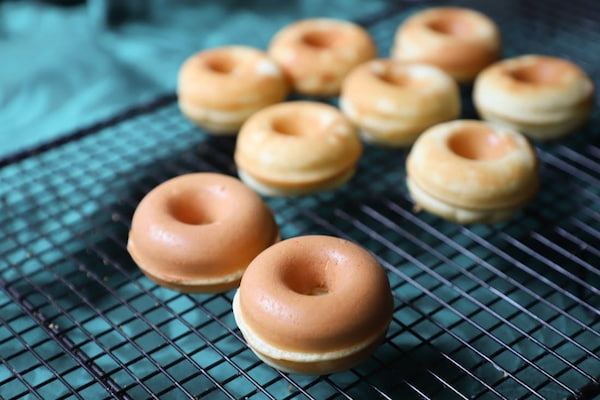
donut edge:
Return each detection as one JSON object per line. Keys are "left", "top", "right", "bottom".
{"left": 232, "top": 290, "right": 389, "bottom": 375}
{"left": 405, "top": 177, "right": 535, "bottom": 224}
{"left": 127, "top": 228, "right": 280, "bottom": 294}
{"left": 237, "top": 167, "right": 357, "bottom": 197}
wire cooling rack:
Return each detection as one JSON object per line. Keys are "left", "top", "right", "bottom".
{"left": 1, "top": 1, "right": 599, "bottom": 399}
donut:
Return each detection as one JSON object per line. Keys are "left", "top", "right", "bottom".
{"left": 127, "top": 173, "right": 279, "bottom": 293}
{"left": 473, "top": 54, "right": 595, "bottom": 141}
{"left": 177, "top": 46, "right": 289, "bottom": 134}
{"left": 391, "top": 7, "right": 501, "bottom": 83}
{"left": 340, "top": 59, "right": 461, "bottom": 147}
{"left": 232, "top": 235, "right": 394, "bottom": 375}
{"left": 405, "top": 120, "right": 539, "bottom": 224}
{"left": 234, "top": 101, "right": 363, "bottom": 196}
{"left": 268, "top": 18, "right": 377, "bottom": 96}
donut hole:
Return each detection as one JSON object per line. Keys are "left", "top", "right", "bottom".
{"left": 301, "top": 29, "right": 340, "bottom": 49}
{"left": 205, "top": 53, "right": 236, "bottom": 74}
{"left": 282, "top": 263, "right": 330, "bottom": 296}
{"left": 271, "top": 113, "right": 324, "bottom": 137}
{"left": 167, "top": 193, "right": 215, "bottom": 225}
{"left": 508, "top": 60, "right": 566, "bottom": 85}
{"left": 427, "top": 13, "right": 477, "bottom": 38}
{"left": 375, "top": 67, "right": 429, "bottom": 88}
{"left": 447, "top": 125, "right": 516, "bottom": 161}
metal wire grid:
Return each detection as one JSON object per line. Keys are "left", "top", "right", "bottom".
{"left": 1, "top": 1, "right": 600, "bottom": 399}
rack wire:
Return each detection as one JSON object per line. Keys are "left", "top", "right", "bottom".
{"left": 1, "top": 0, "right": 599, "bottom": 399}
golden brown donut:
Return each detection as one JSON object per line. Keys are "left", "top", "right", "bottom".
{"left": 127, "top": 173, "right": 279, "bottom": 293}
{"left": 473, "top": 54, "right": 595, "bottom": 141}
{"left": 234, "top": 101, "right": 363, "bottom": 196}
{"left": 177, "top": 46, "right": 289, "bottom": 134}
{"left": 232, "top": 235, "right": 394, "bottom": 375}
{"left": 391, "top": 7, "right": 501, "bottom": 82}
{"left": 406, "top": 120, "right": 539, "bottom": 224}
{"left": 268, "top": 18, "right": 377, "bottom": 96}
{"left": 340, "top": 59, "right": 461, "bottom": 147}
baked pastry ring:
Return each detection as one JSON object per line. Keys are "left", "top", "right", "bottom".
{"left": 473, "top": 54, "right": 595, "bottom": 141}
{"left": 391, "top": 6, "right": 501, "bottom": 82}
{"left": 127, "top": 173, "right": 279, "bottom": 293}
{"left": 234, "top": 101, "right": 363, "bottom": 196}
{"left": 406, "top": 120, "right": 539, "bottom": 224}
{"left": 177, "top": 46, "right": 289, "bottom": 134}
{"left": 268, "top": 18, "right": 377, "bottom": 96}
{"left": 233, "top": 235, "right": 393, "bottom": 375}
{"left": 340, "top": 59, "right": 460, "bottom": 146}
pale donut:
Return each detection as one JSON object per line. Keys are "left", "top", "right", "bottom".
{"left": 177, "top": 46, "right": 289, "bottom": 134}
{"left": 391, "top": 7, "right": 501, "bottom": 82}
{"left": 340, "top": 59, "right": 461, "bottom": 147}
{"left": 234, "top": 101, "right": 363, "bottom": 196}
{"left": 233, "top": 235, "right": 394, "bottom": 375}
{"left": 127, "top": 173, "right": 279, "bottom": 293}
{"left": 473, "top": 55, "right": 595, "bottom": 141}
{"left": 406, "top": 120, "right": 539, "bottom": 224}
{"left": 268, "top": 18, "right": 377, "bottom": 96}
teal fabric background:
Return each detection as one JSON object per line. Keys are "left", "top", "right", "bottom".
{"left": 0, "top": 2, "right": 599, "bottom": 398}
{"left": 0, "top": 0, "right": 391, "bottom": 158}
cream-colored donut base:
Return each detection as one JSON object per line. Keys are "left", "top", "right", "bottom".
{"left": 232, "top": 291, "right": 387, "bottom": 375}
{"left": 128, "top": 238, "right": 246, "bottom": 293}
{"left": 177, "top": 46, "right": 289, "bottom": 134}
{"left": 473, "top": 55, "right": 594, "bottom": 141}
{"left": 391, "top": 44, "right": 493, "bottom": 83}
{"left": 128, "top": 229, "right": 280, "bottom": 294}
{"left": 476, "top": 105, "right": 592, "bottom": 141}
{"left": 339, "top": 61, "right": 460, "bottom": 147}
{"left": 234, "top": 102, "right": 362, "bottom": 196}
{"left": 406, "top": 120, "right": 538, "bottom": 210}
{"left": 391, "top": 7, "right": 501, "bottom": 83}
{"left": 237, "top": 168, "right": 356, "bottom": 197}
{"left": 340, "top": 98, "right": 456, "bottom": 147}
{"left": 268, "top": 18, "right": 376, "bottom": 96}
{"left": 406, "top": 178, "right": 522, "bottom": 224}
{"left": 292, "top": 76, "right": 341, "bottom": 99}
{"left": 359, "top": 128, "right": 419, "bottom": 147}
{"left": 178, "top": 100, "right": 258, "bottom": 135}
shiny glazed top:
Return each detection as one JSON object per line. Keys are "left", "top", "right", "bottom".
{"left": 341, "top": 59, "right": 460, "bottom": 120}
{"left": 178, "top": 46, "right": 289, "bottom": 110}
{"left": 474, "top": 55, "right": 595, "bottom": 114}
{"left": 234, "top": 101, "right": 362, "bottom": 187}
{"left": 128, "top": 173, "right": 279, "bottom": 282}
{"left": 393, "top": 7, "right": 501, "bottom": 82}
{"left": 406, "top": 120, "right": 539, "bottom": 209}
{"left": 238, "top": 235, "right": 394, "bottom": 352}
{"left": 269, "top": 18, "right": 377, "bottom": 96}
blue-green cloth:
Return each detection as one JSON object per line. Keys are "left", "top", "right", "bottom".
{"left": 0, "top": 0, "right": 391, "bottom": 158}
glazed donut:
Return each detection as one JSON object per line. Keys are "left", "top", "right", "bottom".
{"left": 268, "top": 18, "right": 377, "bottom": 96}
{"left": 177, "top": 46, "right": 289, "bottom": 134}
{"left": 406, "top": 120, "right": 539, "bottom": 224}
{"left": 473, "top": 55, "right": 595, "bottom": 141}
{"left": 127, "top": 173, "right": 279, "bottom": 293}
{"left": 340, "top": 59, "right": 461, "bottom": 147}
{"left": 391, "top": 7, "right": 501, "bottom": 83}
{"left": 233, "top": 235, "right": 394, "bottom": 375}
{"left": 234, "top": 101, "right": 363, "bottom": 196}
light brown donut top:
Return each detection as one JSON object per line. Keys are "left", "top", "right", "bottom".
{"left": 341, "top": 59, "right": 460, "bottom": 119}
{"left": 393, "top": 7, "right": 501, "bottom": 82}
{"left": 238, "top": 235, "right": 393, "bottom": 353}
{"left": 268, "top": 18, "right": 377, "bottom": 96}
{"left": 474, "top": 55, "right": 595, "bottom": 122}
{"left": 128, "top": 173, "right": 278, "bottom": 283}
{"left": 234, "top": 101, "right": 362, "bottom": 188}
{"left": 406, "top": 120, "right": 539, "bottom": 210}
{"left": 177, "top": 46, "right": 289, "bottom": 110}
